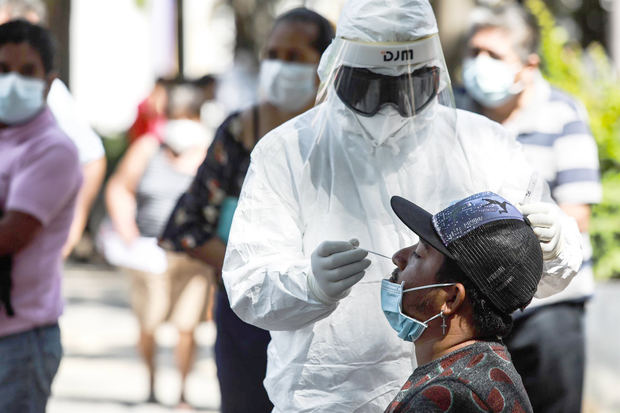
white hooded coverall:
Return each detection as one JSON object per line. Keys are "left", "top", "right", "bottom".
{"left": 222, "top": 0, "right": 582, "bottom": 411}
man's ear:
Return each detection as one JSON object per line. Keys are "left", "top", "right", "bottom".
{"left": 441, "top": 283, "right": 466, "bottom": 316}
{"left": 43, "top": 72, "right": 57, "bottom": 100}
{"left": 526, "top": 53, "right": 540, "bottom": 69}
{"left": 516, "top": 53, "right": 539, "bottom": 87}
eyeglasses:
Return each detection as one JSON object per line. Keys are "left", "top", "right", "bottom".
{"left": 334, "top": 65, "right": 440, "bottom": 117}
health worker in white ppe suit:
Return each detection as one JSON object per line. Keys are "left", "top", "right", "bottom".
{"left": 222, "top": 0, "right": 583, "bottom": 411}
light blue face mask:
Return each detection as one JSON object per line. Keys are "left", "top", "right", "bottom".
{"left": 381, "top": 279, "right": 456, "bottom": 342}
{"left": 0, "top": 72, "right": 46, "bottom": 125}
{"left": 462, "top": 55, "right": 523, "bottom": 108}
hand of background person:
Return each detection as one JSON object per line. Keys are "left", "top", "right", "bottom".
{"left": 308, "top": 239, "right": 371, "bottom": 305}
{"left": 118, "top": 224, "right": 140, "bottom": 246}
{"left": 518, "top": 202, "right": 563, "bottom": 260}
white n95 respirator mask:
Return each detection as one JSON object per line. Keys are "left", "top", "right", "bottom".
{"left": 258, "top": 59, "right": 318, "bottom": 112}
{"left": 462, "top": 55, "right": 523, "bottom": 108}
{"left": 0, "top": 72, "right": 46, "bottom": 125}
{"left": 353, "top": 105, "right": 410, "bottom": 146}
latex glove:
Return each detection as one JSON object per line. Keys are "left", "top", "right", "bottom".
{"left": 518, "top": 202, "right": 563, "bottom": 260}
{"left": 308, "top": 239, "right": 371, "bottom": 305}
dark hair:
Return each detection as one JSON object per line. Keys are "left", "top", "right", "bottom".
{"left": 436, "top": 257, "right": 514, "bottom": 339}
{"left": 0, "top": 19, "right": 54, "bottom": 73}
{"left": 274, "top": 7, "right": 335, "bottom": 55}
{"left": 155, "top": 76, "right": 176, "bottom": 86}
{"left": 467, "top": 4, "right": 540, "bottom": 63}
{"left": 192, "top": 74, "right": 216, "bottom": 88}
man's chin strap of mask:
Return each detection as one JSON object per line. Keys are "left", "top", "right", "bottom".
{"left": 403, "top": 282, "right": 453, "bottom": 336}
{"left": 426, "top": 311, "right": 447, "bottom": 335}
{"left": 0, "top": 210, "right": 15, "bottom": 317}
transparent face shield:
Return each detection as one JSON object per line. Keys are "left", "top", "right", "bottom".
{"left": 314, "top": 34, "right": 457, "bottom": 147}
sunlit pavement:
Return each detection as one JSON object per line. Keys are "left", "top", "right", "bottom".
{"left": 49, "top": 262, "right": 620, "bottom": 413}
{"left": 49, "top": 263, "right": 220, "bottom": 413}
{"left": 583, "top": 282, "right": 620, "bottom": 413}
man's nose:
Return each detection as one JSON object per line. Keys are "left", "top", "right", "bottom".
{"left": 392, "top": 245, "right": 415, "bottom": 270}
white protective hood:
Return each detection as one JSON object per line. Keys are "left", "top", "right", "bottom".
{"left": 222, "top": 0, "right": 583, "bottom": 411}
{"left": 335, "top": 0, "right": 437, "bottom": 43}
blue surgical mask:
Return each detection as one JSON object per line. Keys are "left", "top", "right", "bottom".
{"left": 0, "top": 72, "right": 46, "bottom": 124}
{"left": 462, "top": 55, "right": 523, "bottom": 108}
{"left": 381, "top": 279, "right": 456, "bottom": 342}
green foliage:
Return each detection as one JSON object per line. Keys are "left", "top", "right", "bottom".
{"left": 527, "top": 0, "right": 620, "bottom": 279}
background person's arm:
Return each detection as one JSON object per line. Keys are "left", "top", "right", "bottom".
{"left": 0, "top": 211, "right": 42, "bottom": 255}
{"left": 105, "top": 136, "right": 158, "bottom": 244}
{"left": 186, "top": 238, "right": 227, "bottom": 272}
{"left": 560, "top": 203, "right": 591, "bottom": 232}
{"left": 550, "top": 97, "right": 601, "bottom": 234}
{"left": 3, "top": 140, "right": 81, "bottom": 255}
{"left": 158, "top": 116, "right": 238, "bottom": 274}
{"left": 47, "top": 79, "right": 108, "bottom": 257}
{"left": 62, "top": 156, "right": 106, "bottom": 257}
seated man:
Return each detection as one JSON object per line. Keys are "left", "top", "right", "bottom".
{"left": 384, "top": 192, "right": 542, "bottom": 413}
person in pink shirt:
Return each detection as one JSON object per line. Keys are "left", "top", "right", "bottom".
{"left": 0, "top": 20, "right": 81, "bottom": 412}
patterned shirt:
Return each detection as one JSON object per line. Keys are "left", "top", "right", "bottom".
{"left": 159, "top": 111, "right": 250, "bottom": 251}
{"left": 385, "top": 341, "right": 532, "bottom": 413}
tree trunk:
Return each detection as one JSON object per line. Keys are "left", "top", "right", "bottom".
{"left": 45, "top": 0, "right": 71, "bottom": 87}
{"left": 177, "top": 0, "right": 184, "bottom": 77}
{"left": 227, "top": 0, "right": 279, "bottom": 65}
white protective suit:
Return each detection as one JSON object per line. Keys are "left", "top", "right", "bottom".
{"left": 222, "top": 1, "right": 583, "bottom": 411}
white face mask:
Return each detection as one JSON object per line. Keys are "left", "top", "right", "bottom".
{"left": 462, "top": 55, "right": 523, "bottom": 108}
{"left": 163, "top": 119, "right": 210, "bottom": 155}
{"left": 0, "top": 72, "right": 46, "bottom": 125}
{"left": 353, "top": 105, "right": 410, "bottom": 146}
{"left": 258, "top": 59, "right": 318, "bottom": 112}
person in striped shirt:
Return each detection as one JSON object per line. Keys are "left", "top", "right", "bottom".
{"left": 456, "top": 4, "right": 602, "bottom": 412}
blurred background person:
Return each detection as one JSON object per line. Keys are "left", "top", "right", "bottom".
{"left": 0, "top": 0, "right": 107, "bottom": 259}
{"left": 456, "top": 4, "right": 602, "bottom": 412}
{"left": 193, "top": 74, "right": 226, "bottom": 147}
{"left": 0, "top": 20, "right": 82, "bottom": 412}
{"left": 127, "top": 76, "right": 172, "bottom": 145}
{"left": 104, "top": 81, "right": 215, "bottom": 407}
{"left": 159, "top": 8, "right": 334, "bottom": 412}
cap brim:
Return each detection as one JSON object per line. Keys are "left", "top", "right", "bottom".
{"left": 391, "top": 196, "right": 454, "bottom": 259}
